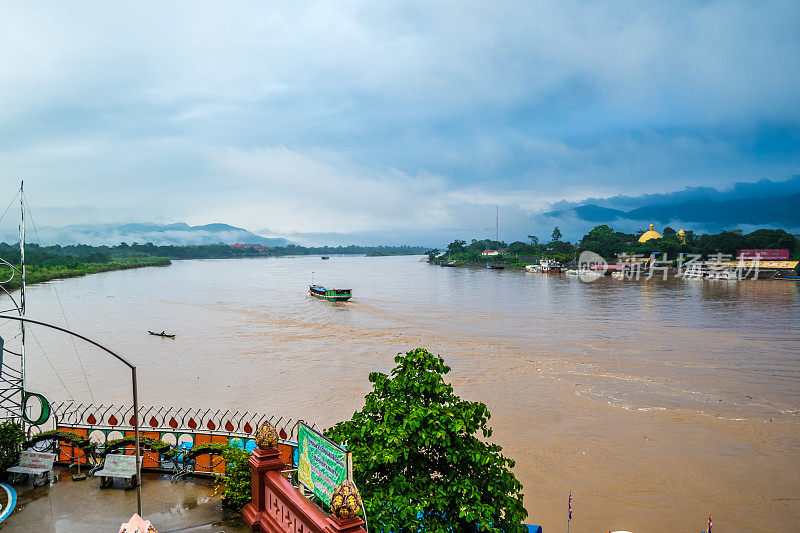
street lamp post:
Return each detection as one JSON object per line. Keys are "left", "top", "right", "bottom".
{"left": 0, "top": 314, "right": 143, "bottom": 516}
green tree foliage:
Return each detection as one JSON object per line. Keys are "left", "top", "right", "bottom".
{"left": 0, "top": 241, "right": 429, "bottom": 263}
{"left": 550, "top": 227, "right": 562, "bottom": 242}
{"left": 426, "top": 249, "right": 440, "bottom": 261}
{"left": 691, "top": 230, "right": 746, "bottom": 258}
{"left": 546, "top": 240, "right": 575, "bottom": 255}
{"left": 0, "top": 420, "right": 25, "bottom": 472}
{"left": 578, "top": 225, "right": 635, "bottom": 258}
{"left": 507, "top": 241, "right": 533, "bottom": 255}
{"left": 446, "top": 240, "right": 467, "bottom": 255}
{"left": 326, "top": 348, "right": 527, "bottom": 533}
{"left": 217, "top": 444, "right": 252, "bottom": 511}
{"left": 577, "top": 225, "right": 798, "bottom": 260}
{"left": 466, "top": 239, "right": 508, "bottom": 253}
{"left": 526, "top": 235, "right": 539, "bottom": 246}
{"left": 630, "top": 236, "right": 684, "bottom": 258}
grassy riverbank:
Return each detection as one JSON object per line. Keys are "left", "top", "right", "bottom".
{"left": 2, "top": 256, "right": 171, "bottom": 291}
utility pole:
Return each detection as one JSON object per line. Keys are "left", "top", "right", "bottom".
{"left": 495, "top": 206, "right": 499, "bottom": 242}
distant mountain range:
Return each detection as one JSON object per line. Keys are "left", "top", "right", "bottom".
{"left": 2, "top": 176, "right": 798, "bottom": 247}
{"left": 545, "top": 192, "right": 800, "bottom": 229}
{"left": 0, "top": 222, "right": 292, "bottom": 247}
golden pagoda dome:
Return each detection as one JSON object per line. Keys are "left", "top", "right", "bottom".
{"left": 678, "top": 228, "right": 686, "bottom": 244}
{"left": 638, "top": 224, "right": 663, "bottom": 243}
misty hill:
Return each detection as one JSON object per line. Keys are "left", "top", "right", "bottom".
{"left": 546, "top": 193, "right": 800, "bottom": 228}
{"left": 0, "top": 222, "right": 292, "bottom": 247}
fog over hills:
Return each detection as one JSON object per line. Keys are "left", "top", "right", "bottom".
{"left": 2, "top": 177, "right": 798, "bottom": 248}
{"left": 273, "top": 178, "right": 800, "bottom": 247}
{"left": 0, "top": 222, "right": 291, "bottom": 247}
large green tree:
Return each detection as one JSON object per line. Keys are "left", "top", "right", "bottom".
{"left": 326, "top": 348, "right": 527, "bottom": 533}
{"left": 579, "top": 225, "right": 636, "bottom": 258}
{"left": 446, "top": 239, "right": 467, "bottom": 255}
{"left": 507, "top": 241, "right": 533, "bottom": 255}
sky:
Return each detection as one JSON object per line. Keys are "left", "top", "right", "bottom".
{"left": 1, "top": 1, "right": 799, "bottom": 245}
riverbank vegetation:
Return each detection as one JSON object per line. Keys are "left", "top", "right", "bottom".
{"left": 427, "top": 229, "right": 576, "bottom": 265}
{"left": 0, "top": 242, "right": 170, "bottom": 290}
{"left": 430, "top": 226, "right": 799, "bottom": 266}
{"left": 0, "top": 420, "right": 24, "bottom": 472}
{"left": 579, "top": 225, "right": 798, "bottom": 259}
{"left": 1, "top": 241, "right": 426, "bottom": 262}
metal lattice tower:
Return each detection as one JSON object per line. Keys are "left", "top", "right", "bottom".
{"left": 0, "top": 182, "right": 26, "bottom": 423}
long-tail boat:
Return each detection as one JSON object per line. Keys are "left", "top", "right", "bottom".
{"left": 148, "top": 330, "right": 176, "bottom": 338}
{"left": 309, "top": 285, "right": 352, "bottom": 302}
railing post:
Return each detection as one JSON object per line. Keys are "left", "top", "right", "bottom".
{"left": 242, "top": 422, "right": 285, "bottom": 530}
{"left": 324, "top": 514, "right": 368, "bottom": 533}
{"left": 241, "top": 421, "right": 368, "bottom": 533}
{"left": 325, "top": 479, "right": 367, "bottom": 533}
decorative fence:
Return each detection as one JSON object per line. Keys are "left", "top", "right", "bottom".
{"left": 25, "top": 402, "right": 316, "bottom": 477}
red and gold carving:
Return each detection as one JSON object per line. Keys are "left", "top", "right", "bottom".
{"left": 329, "top": 480, "right": 362, "bottom": 520}
{"left": 255, "top": 421, "right": 279, "bottom": 448}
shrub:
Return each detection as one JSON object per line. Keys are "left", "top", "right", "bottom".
{"left": 0, "top": 420, "right": 25, "bottom": 472}
{"left": 217, "top": 444, "right": 252, "bottom": 511}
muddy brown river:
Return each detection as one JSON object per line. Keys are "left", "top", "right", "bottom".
{"left": 6, "top": 256, "right": 799, "bottom": 532}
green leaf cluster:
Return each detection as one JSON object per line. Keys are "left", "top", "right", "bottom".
{"left": 99, "top": 437, "right": 227, "bottom": 463}
{"left": 0, "top": 420, "right": 25, "bottom": 472}
{"left": 101, "top": 435, "right": 176, "bottom": 458}
{"left": 326, "top": 348, "right": 527, "bottom": 533}
{"left": 216, "top": 444, "right": 252, "bottom": 511}
{"left": 24, "top": 429, "right": 95, "bottom": 454}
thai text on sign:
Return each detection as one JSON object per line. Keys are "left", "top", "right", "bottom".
{"left": 102, "top": 455, "right": 138, "bottom": 476}
{"left": 297, "top": 422, "right": 348, "bottom": 502}
{"left": 18, "top": 451, "right": 55, "bottom": 470}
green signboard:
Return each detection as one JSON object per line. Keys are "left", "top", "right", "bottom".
{"left": 297, "top": 422, "right": 347, "bottom": 502}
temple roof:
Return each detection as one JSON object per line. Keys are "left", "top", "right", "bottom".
{"left": 638, "top": 224, "right": 663, "bottom": 243}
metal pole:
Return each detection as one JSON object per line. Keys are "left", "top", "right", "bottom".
{"left": 19, "top": 182, "right": 26, "bottom": 399}
{"left": 0, "top": 314, "right": 142, "bottom": 516}
{"left": 132, "top": 366, "right": 142, "bottom": 516}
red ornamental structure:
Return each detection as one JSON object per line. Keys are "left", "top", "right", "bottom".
{"left": 242, "top": 422, "right": 367, "bottom": 533}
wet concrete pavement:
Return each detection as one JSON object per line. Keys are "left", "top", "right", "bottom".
{"left": 0, "top": 467, "right": 250, "bottom": 532}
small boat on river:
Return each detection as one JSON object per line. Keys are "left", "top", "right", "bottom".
{"left": 486, "top": 263, "right": 505, "bottom": 269}
{"left": 309, "top": 285, "right": 352, "bottom": 301}
{"left": 321, "top": 256, "right": 330, "bottom": 260}
{"left": 148, "top": 330, "right": 176, "bottom": 338}
{"left": 706, "top": 270, "right": 739, "bottom": 281}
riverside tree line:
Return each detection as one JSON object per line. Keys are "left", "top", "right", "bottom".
{"left": 429, "top": 226, "right": 799, "bottom": 264}
{"left": 0, "top": 241, "right": 427, "bottom": 263}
